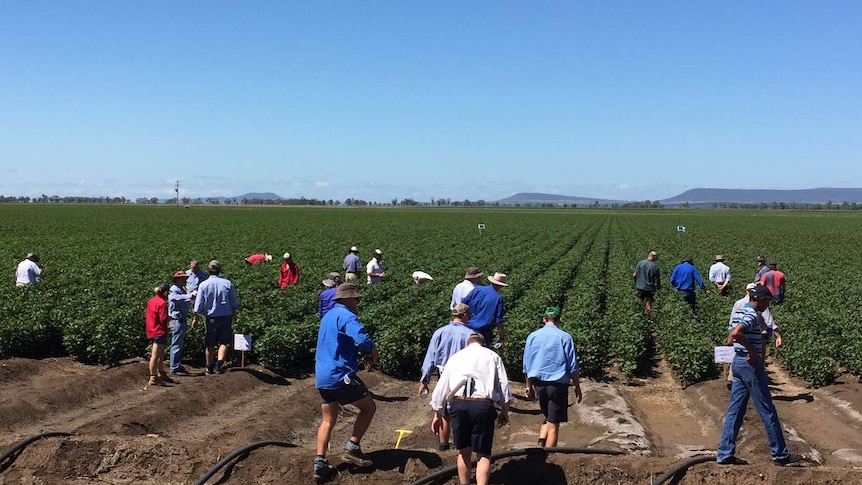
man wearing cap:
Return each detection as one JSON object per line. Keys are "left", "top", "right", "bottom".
{"left": 632, "top": 251, "right": 660, "bottom": 312}
{"left": 725, "top": 283, "right": 782, "bottom": 385}
{"left": 366, "top": 249, "right": 385, "bottom": 285}
{"left": 523, "top": 307, "right": 583, "bottom": 448}
{"left": 185, "top": 259, "right": 208, "bottom": 293}
{"left": 244, "top": 253, "right": 272, "bottom": 265}
{"left": 314, "top": 283, "right": 378, "bottom": 481}
{"left": 461, "top": 272, "right": 508, "bottom": 350}
{"left": 669, "top": 257, "right": 706, "bottom": 308}
{"left": 343, "top": 246, "right": 363, "bottom": 283}
{"left": 451, "top": 266, "right": 483, "bottom": 310}
{"left": 318, "top": 272, "right": 341, "bottom": 318}
{"left": 15, "top": 253, "right": 42, "bottom": 287}
{"left": 145, "top": 283, "right": 172, "bottom": 387}
{"left": 429, "top": 333, "right": 512, "bottom": 485}
{"left": 717, "top": 285, "right": 800, "bottom": 467}
{"left": 759, "top": 261, "right": 785, "bottom": 304}
{"left": 278, "top": 252, "right": 300, "bottom": 288}
{"left": 754, "top": 256, "right": 769, "bottom": 283}
{"left": 418, "top": 303, "right": 476, "bottom": 451}
{"left": 709, "top": 255, "right": 732, "bottom": 296}
{"left": 168, "top": 271, "right": 196, "bottom": 376}
{"left": 192, "top": 260, "right": 239, "bottom": 375}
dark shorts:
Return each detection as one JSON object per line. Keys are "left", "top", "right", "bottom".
{"left": 319, "top": 374, "right": 370, "bottom": 405}
{"left": 678, "top": 289, "right": 696, "bottom": 305}
{"left": 637, "top": 289, "right": 655, "bottom": 300}
{"left": 204, "top": 315, "right": 233, "bottom": 347}
{"left": 534, "top": 381, "right": 569, "bottom": 424}
{"left": 150, "top": 335, "right": 168, "bottom": 345}
{"left": 450, "top": 399, "right": 497, "bottom": 455}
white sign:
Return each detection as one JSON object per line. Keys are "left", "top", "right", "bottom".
{"left": 477, "top": 224, "right": 486, "bottom": 230}
{"left": 714, "top": 346, "right": 735, "bottom": 363}
{"left": 234, "top": 334, "right": 252, "bottom": 351}
{"left": 677, "top": 225, "right": 686, "bottom": 233}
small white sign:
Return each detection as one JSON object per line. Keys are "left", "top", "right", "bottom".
{"left": 477, "top": 223, "right": 486, "bottom": 230}
{"left": 714, "top": 346, "right": 735, "bottom": 363}
{"left": 234, "top": 334, "right": 252, "bottom": 351}
{"left": 677, "top": 225, "right": 686, "bottom": 233}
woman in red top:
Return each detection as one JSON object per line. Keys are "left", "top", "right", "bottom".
{"left": 146, "top": 283, "right": 171, "bottom": 387}
{"left": 279, "top": 252, "right": 300, "bottom": 287}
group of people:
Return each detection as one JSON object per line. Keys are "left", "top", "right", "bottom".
{"left": 244, "top": 252, "right": 300, "bottom": 288}
{"left": 311, "top": 264, "right": 582, "bottom": 485}
{"left": 633, "top": 251, "right": 788, "bottom": 310}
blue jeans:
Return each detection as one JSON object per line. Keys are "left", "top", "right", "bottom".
{"left": 717, "top": 355, "right": 790, "bottom": 462}
{"left": 169, "top": 319, "right": 187, "bottom": 372}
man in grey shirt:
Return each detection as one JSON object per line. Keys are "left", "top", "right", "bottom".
{"left": 633, "top": 251, "right": 661, "bottom": 312}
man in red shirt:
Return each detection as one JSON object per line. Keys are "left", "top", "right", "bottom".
{"left": 760, "top": 261, "right": 786, "bottom": 303}
{"left": 145, "top": 283, "right": 172, "bottom": 387}
{"left": 279, "top": 252, "right": 300, "bottom": 287}
{"left": 245, "top": 253, "right": 272, "bottom": 265}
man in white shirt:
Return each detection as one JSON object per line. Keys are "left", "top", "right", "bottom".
{"left": 451, "top": 266, "right": 482, "bottom": 309}
{"left": 366, "top": 249, "right": 385, "bottom": 286}
{"left": 16, "top": 253, "right": 42, "bottom": 287}
{"left": 430, "top": 333, "right": 512, "bottom": 485}
{"left": 709, "top": 255, "right": 731, "bottom": 296}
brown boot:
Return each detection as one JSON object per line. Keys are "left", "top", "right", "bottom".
{"left": 159, "top": 374, "right": 177, "bottom": 384}
{"left": 147, "top": 376, "right": 165, "bottom": 387}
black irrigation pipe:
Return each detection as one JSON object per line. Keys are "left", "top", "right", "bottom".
{"left": 650, "top": 455, "right": 716, "bottom": 485}
{"left": 408, "top": 447, "right": 626, "bottom": 485}
{"left": 0, "top": 431, "right": 73, "bottom": 473}
{"left": 193, "top": 440, "right": 297, "bottom": 485}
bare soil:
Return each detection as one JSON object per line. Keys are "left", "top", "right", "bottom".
{"left": 1, "top": 356, "right": 861, "bottom": 485}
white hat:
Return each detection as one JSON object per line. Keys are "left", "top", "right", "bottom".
{"left": 488, "top": 272, "right": 508, "bottom": 287}
{"left": 412, "top": 271, "right": 433, "bottom": 284}
{"left": 265, "top": 254, "right": 273, "bottom": 262}
{"left": 350, "top": 246, "right": 359, "bottom": 252}
{"left": 373, "top": 249, "right": 383, "bottom": 256}
{"left": 283, "top": 252, "right": 291, "bottom": 260}
{"left": 746, "top": 283, "right": 757, "bottom": 290}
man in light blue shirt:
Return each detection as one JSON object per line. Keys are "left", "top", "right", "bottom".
{"left": 418, "top": 303, "right": 476, "bottom": 451}
{"left": 185, "top": 259, "right": 208, "bottom": 293}
{"left": 168, "top": 271, "right": 195, "bottom": 376}
{"left": 342, "top": 246, "right": 363, "bottom": 283}
{"left": 523, "top": 307, "right": 582, "bottom": 448}
{"left": 191, "top": 260, "right": 238, "bottom": 375}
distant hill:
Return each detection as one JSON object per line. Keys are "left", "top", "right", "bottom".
{"left": 234, "top": 192, "right": 284, "bottom": 201}
{"left": 662, "top": 188, "right": 862, "bottom": 205}
{"left": 497, "top": 192, "right": 624, "bottom": 206}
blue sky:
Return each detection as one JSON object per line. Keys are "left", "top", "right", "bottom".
{"left": 2, "top": 2, "right": 860, "bottom": 202}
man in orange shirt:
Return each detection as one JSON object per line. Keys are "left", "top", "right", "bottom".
{"left": 760, "top": 261, "right": 785, "bottom": 303}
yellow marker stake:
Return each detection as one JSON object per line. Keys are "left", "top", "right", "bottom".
{"left": 394, "top": 429, "right": 413, "bottom": 449}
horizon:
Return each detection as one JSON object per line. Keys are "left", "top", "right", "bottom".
{"left": 2, "top": 3, "right": 861, "bottom": 202}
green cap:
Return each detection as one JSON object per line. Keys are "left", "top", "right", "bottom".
{"left": 544, "top": 306, "right": 561, "bottom": 317}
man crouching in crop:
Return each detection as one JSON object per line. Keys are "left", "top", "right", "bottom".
{"left": 430, "top": 333, "right": 512, "bottom": 485}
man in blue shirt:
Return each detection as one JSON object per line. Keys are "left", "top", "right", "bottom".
{"left": 191, "top": 260, "right": 239, "bottom": 375}
{"left": 185, "top": 259, "right": 208, "bottom": 293}
{"left": 168, "top": 271, "right": 195, "bottom": 376}
{"left": 418, "top": 303, "right": 476, "bottom": 451}
{"left": 461, "top": 272, "right": 508, "bottom": 350}
{"left": 669, "top": 256, "right": 706, "bottom": 308}
{"left": 318, "top": 272, "right": 341, "bottom": 318}
{"left": 342, "top": 246, "right": 363, "bottom": 283}
{"left": 523, "top": 307, "right": 582, "bottom": 448}
{"left": 717, "top": 285, "right": 800, "bottom": 467}
{"left": 314, "top": 283, "right": 378, "bottom": 482}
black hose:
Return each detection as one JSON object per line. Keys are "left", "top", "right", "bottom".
{"left": 193, "top": 440, "right": 296, "bottom": 485}
{"left": 408, "top": 446, "right": 626, "bottom": 485}
{"left": 0, "top": 431, "right": 73, "bottom": 472}
{"left": 651, "top": 454, "right": 716, "bottom": 485}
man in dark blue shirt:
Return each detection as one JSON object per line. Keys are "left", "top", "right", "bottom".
{"left": 669, "top": 257, "right": 706, "bottom": 307}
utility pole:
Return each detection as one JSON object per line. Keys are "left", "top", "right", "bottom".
{"left": 175, "top": 180, "right": 180, "bottom": 207}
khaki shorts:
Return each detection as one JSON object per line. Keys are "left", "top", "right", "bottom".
{"left": 345, "top": 272, "right": 358, "bottom": 282}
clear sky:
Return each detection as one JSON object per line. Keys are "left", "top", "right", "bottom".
{"left": 2, "top": 2, "right": 860, "bottom": 202}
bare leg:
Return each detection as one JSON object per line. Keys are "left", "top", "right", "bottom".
{"left": 457, "top": 448, "right": 472, "bottom": 485}
{"left": 217, "top": 343, "right": 228, "bottom": 362}
{"left": 205, "top": 346, "right": 216, "bottom": 366}
{"left": 475, "top": 455, "right": 492, "bottom": 485}
{"left": 440, "top": 415, "right": 451, "bottom": 445}
{"left": 149, "top": 343, "right": 164, "bottom": 377}
{"left": 545, "top": 423, "right": 560, "bottom": 447}
{"left": 348, "top": 395, "right": 377, "bottom": 443}
{"left": 317, "top": 402, "right": 340, "bottom": 456}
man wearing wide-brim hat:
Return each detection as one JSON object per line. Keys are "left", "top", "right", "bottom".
{"left": 167, "top": 271, "right": 194, "bottom": 376}
{"left": 313, "top": 283, "right": 379, "bottom": 481}
{"left": 461, "top": 272, "right": 509, "bottom": 350}
{"left": 451, "top": 266, "right": 483, "bottom": 310}
{"left": 318, "top": 272, "right": 342, "bottom": 319}
{"left": 15, "top": 252, "right": 42, "bottom": 287}
{"left": 669, "top": 257, "right": 706, "bottom": 308}
{"left": 709, "top": 254, "right": 732, "bottom": 296}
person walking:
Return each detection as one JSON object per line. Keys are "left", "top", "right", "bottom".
{"left": 429, "top": 333, "right": 512, "bottom": 485}
{"left": 191, "top": 260, "right": 239, "bottom": 375}
{"left": 709, "top": 255, "right": 732, "bottom": 296}
{"left": 278, "top": 252, "right": 300, "bottom": 288}
{"left": 366, "top": 249, "right": 385, "bottom": 285}
{"left": 523, "top": 307, "right": 583, "bottom": 448}
{"left": 754, "top": 256, "right": 769, "bottom": 283}
{"left": 168, "top": 271, "right": 195, "bottom": 376}
{"left": 418, "top": 303, "right": 476, "bottom": 451}
{"left": 461, "top": 272, "right": 508, "bottom": 350}
{"left": 669, "top": 257, "right": 706, "bottom": 307}
{"left": 145, "top": 283, "right": 172, "bottom": 387}
{"left": 632, "top": 251, "right": 660, "bottom": 312}
{"left": 185, "top": 259, "right": 208, "bottom": 293}
{"left": 451, "top": 266, "right": 483, "bottom": 310}
{"left": 318, "top": 272, "right": 341, "bottom": 318}
{"left": 759, "top": 261, "right": 786, "bottom": 304}
{"left": 314, "top": 283, "right": 378, "bottom": 482}
{"left": 15, "top": 253, "right": 42, "bottom": 287}
{"left": 343, "top": 246, "right": 363, "bottom": 283}
{"left": 716, "top": 285, "right": 800, "bottom": 467}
